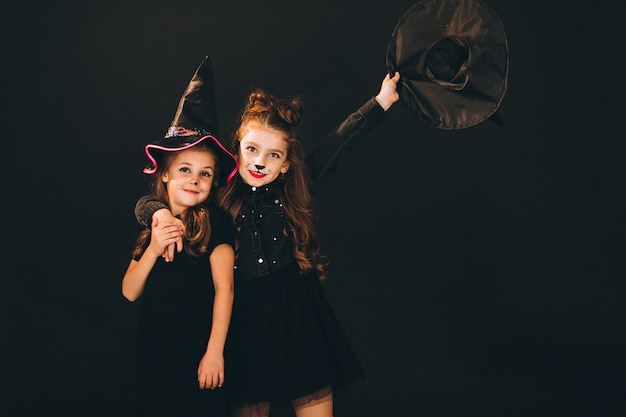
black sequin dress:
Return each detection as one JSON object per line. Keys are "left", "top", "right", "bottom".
{"left": 226, "top": 98, "right": 387, "bottom": 405}
{"left": 226, "top": 180, "right": 364, "bottom": 405}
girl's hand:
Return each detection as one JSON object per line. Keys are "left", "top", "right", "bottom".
{"left": 145, "top": 221, "right": 183, "bottom": 259}
{"left": 197, "top": 349, "right": 225, "bottom": 390}
{"left": 375, "top": 71, "right": 401, "bottom": 111}
{"left": 151, "top": 208, "right": 184, "bottom": 262}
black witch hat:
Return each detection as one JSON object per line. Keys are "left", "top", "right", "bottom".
{"left": 387, "top": 0, "right": 509, "bottom": 129}
{"left": 143, "top": 55, "right": 238, "bottom": 184}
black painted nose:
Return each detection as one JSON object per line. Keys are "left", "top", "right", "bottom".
{"left": 255, "top": 164, "right": 265, "bottom": 170}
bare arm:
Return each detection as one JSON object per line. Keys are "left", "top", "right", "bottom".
{"left": 197, "top": 243, "right": 235, "bottom": 389}
{"left": 121, "top": 221, "right": 183, "bottom": 301}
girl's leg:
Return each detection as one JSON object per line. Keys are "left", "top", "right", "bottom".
{"left": 292, "top": 386, "right": 333, "bottom": 417}
{"left": 232, "top": 402, "right": 271, "bottom": 417}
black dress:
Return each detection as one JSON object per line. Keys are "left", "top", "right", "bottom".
{"left": 226, "top": 98, "right": 387, "bottom": 405}
{"left": 133, "top": 207, "right": 234, "bottom": 417}
{"left": 226, "top": 181, "right": 364, "bottom": 405}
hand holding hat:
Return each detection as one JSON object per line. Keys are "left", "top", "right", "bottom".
{"left": 375, "top": 72, "right": 402, "bottom": 111}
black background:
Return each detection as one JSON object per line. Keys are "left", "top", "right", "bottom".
{"left": 3, "top": 0, "right": 626, "bottom": 416}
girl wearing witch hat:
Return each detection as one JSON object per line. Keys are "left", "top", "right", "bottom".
{"left": 122, "top": 56, "right": 238, "bottom": 417}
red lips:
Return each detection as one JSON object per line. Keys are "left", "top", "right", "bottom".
{"left": 249, "top": 170, "right": 266, "bottom": 179}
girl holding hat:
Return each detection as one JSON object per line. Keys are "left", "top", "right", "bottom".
{"left": 122, "top": 57, "right": 239, "bottom": 417}
{"left": 135, "top": 70, "right": 400, "bottom": 417}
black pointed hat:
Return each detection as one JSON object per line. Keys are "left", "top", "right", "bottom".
{"left": 143, "top": 55, "right": 238, "bottom": 184}
{"left": 387, "top": 0, "right": 508, "bottom": 129}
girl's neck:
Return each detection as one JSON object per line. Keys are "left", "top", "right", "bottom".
{"left": 168, "top": 201, "right": 185, "bottom": 217}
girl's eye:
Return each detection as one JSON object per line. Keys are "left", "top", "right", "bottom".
{"left": 201, "top": 171, "right": 213, "bottom": 178}
{"left": 269, "top": 152, "right": 280, "bottom": 159}
{"left": 179, "top": 167, "right": 191, "bottom": 173}
{"left": 245, "top": 146, "right": 257, "bottom": 153}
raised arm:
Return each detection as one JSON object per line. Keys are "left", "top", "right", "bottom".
{"left": 308, "top": 72, "right": 400, "bottom": 185}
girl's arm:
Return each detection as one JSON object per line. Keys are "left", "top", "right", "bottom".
{"left": 309, "top": 72, "right": 400, "bottom": 186}
{"left": 135, "top": 195, "right": 169, "bottom": 227}
{"left": 197, "top": 243, "right": 235, "bottom": 389}
{"left": 121, "top": 222, "right": 182, "bottom": 301}
{"left": 135, "top": 197, "right": 185, "bottom": 262}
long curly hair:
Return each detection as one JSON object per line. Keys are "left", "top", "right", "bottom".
{"left": 132, "top": 144, "right": 218, "bottom": 259}
{"left": 218, "top": 90, "right": 328, "bottom": 279}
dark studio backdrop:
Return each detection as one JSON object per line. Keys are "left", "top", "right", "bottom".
{"left": 2, "top": 0, "right": 625, "bottom": 416}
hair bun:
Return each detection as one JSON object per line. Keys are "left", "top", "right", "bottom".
{"left": 241, "top": 90, "right": 303, "bottom": 130}
{"left": 247, "top": 91, "right": 274, "bottom": 113}
{"left": 278, "top": 99, "right": 302, "bottom": 126}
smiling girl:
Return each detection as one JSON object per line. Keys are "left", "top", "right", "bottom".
{"left": 122, "top": 56, "right": 239, "bottom": 417}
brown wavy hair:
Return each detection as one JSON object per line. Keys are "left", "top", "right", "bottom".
{"left": 218, "top": 90, "right": 328, "bottom": 279}
{"left": 132, "top": 144, "right": 218, "bottom": 259}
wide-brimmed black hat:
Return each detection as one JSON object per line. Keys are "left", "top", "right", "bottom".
{"left": 143, "top": 55, "right": 238, "bottom": 184}
{"left": 387, "top": 0, "right": 508, "bottom": 129}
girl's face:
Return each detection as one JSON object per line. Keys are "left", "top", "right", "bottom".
{"left": 161, "top": 148, "right": 216, "bottom": 215}
{"left": 238, "top": 124, "right": 290, "bottom": 187}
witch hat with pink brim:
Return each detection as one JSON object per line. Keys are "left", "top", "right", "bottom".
{"left": 143, "top": 55, "right": 238, "bottom": 185}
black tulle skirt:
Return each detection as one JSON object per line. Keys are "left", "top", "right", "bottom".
{"left": 227, "top": 263, "right": 364, "bottom": 405}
